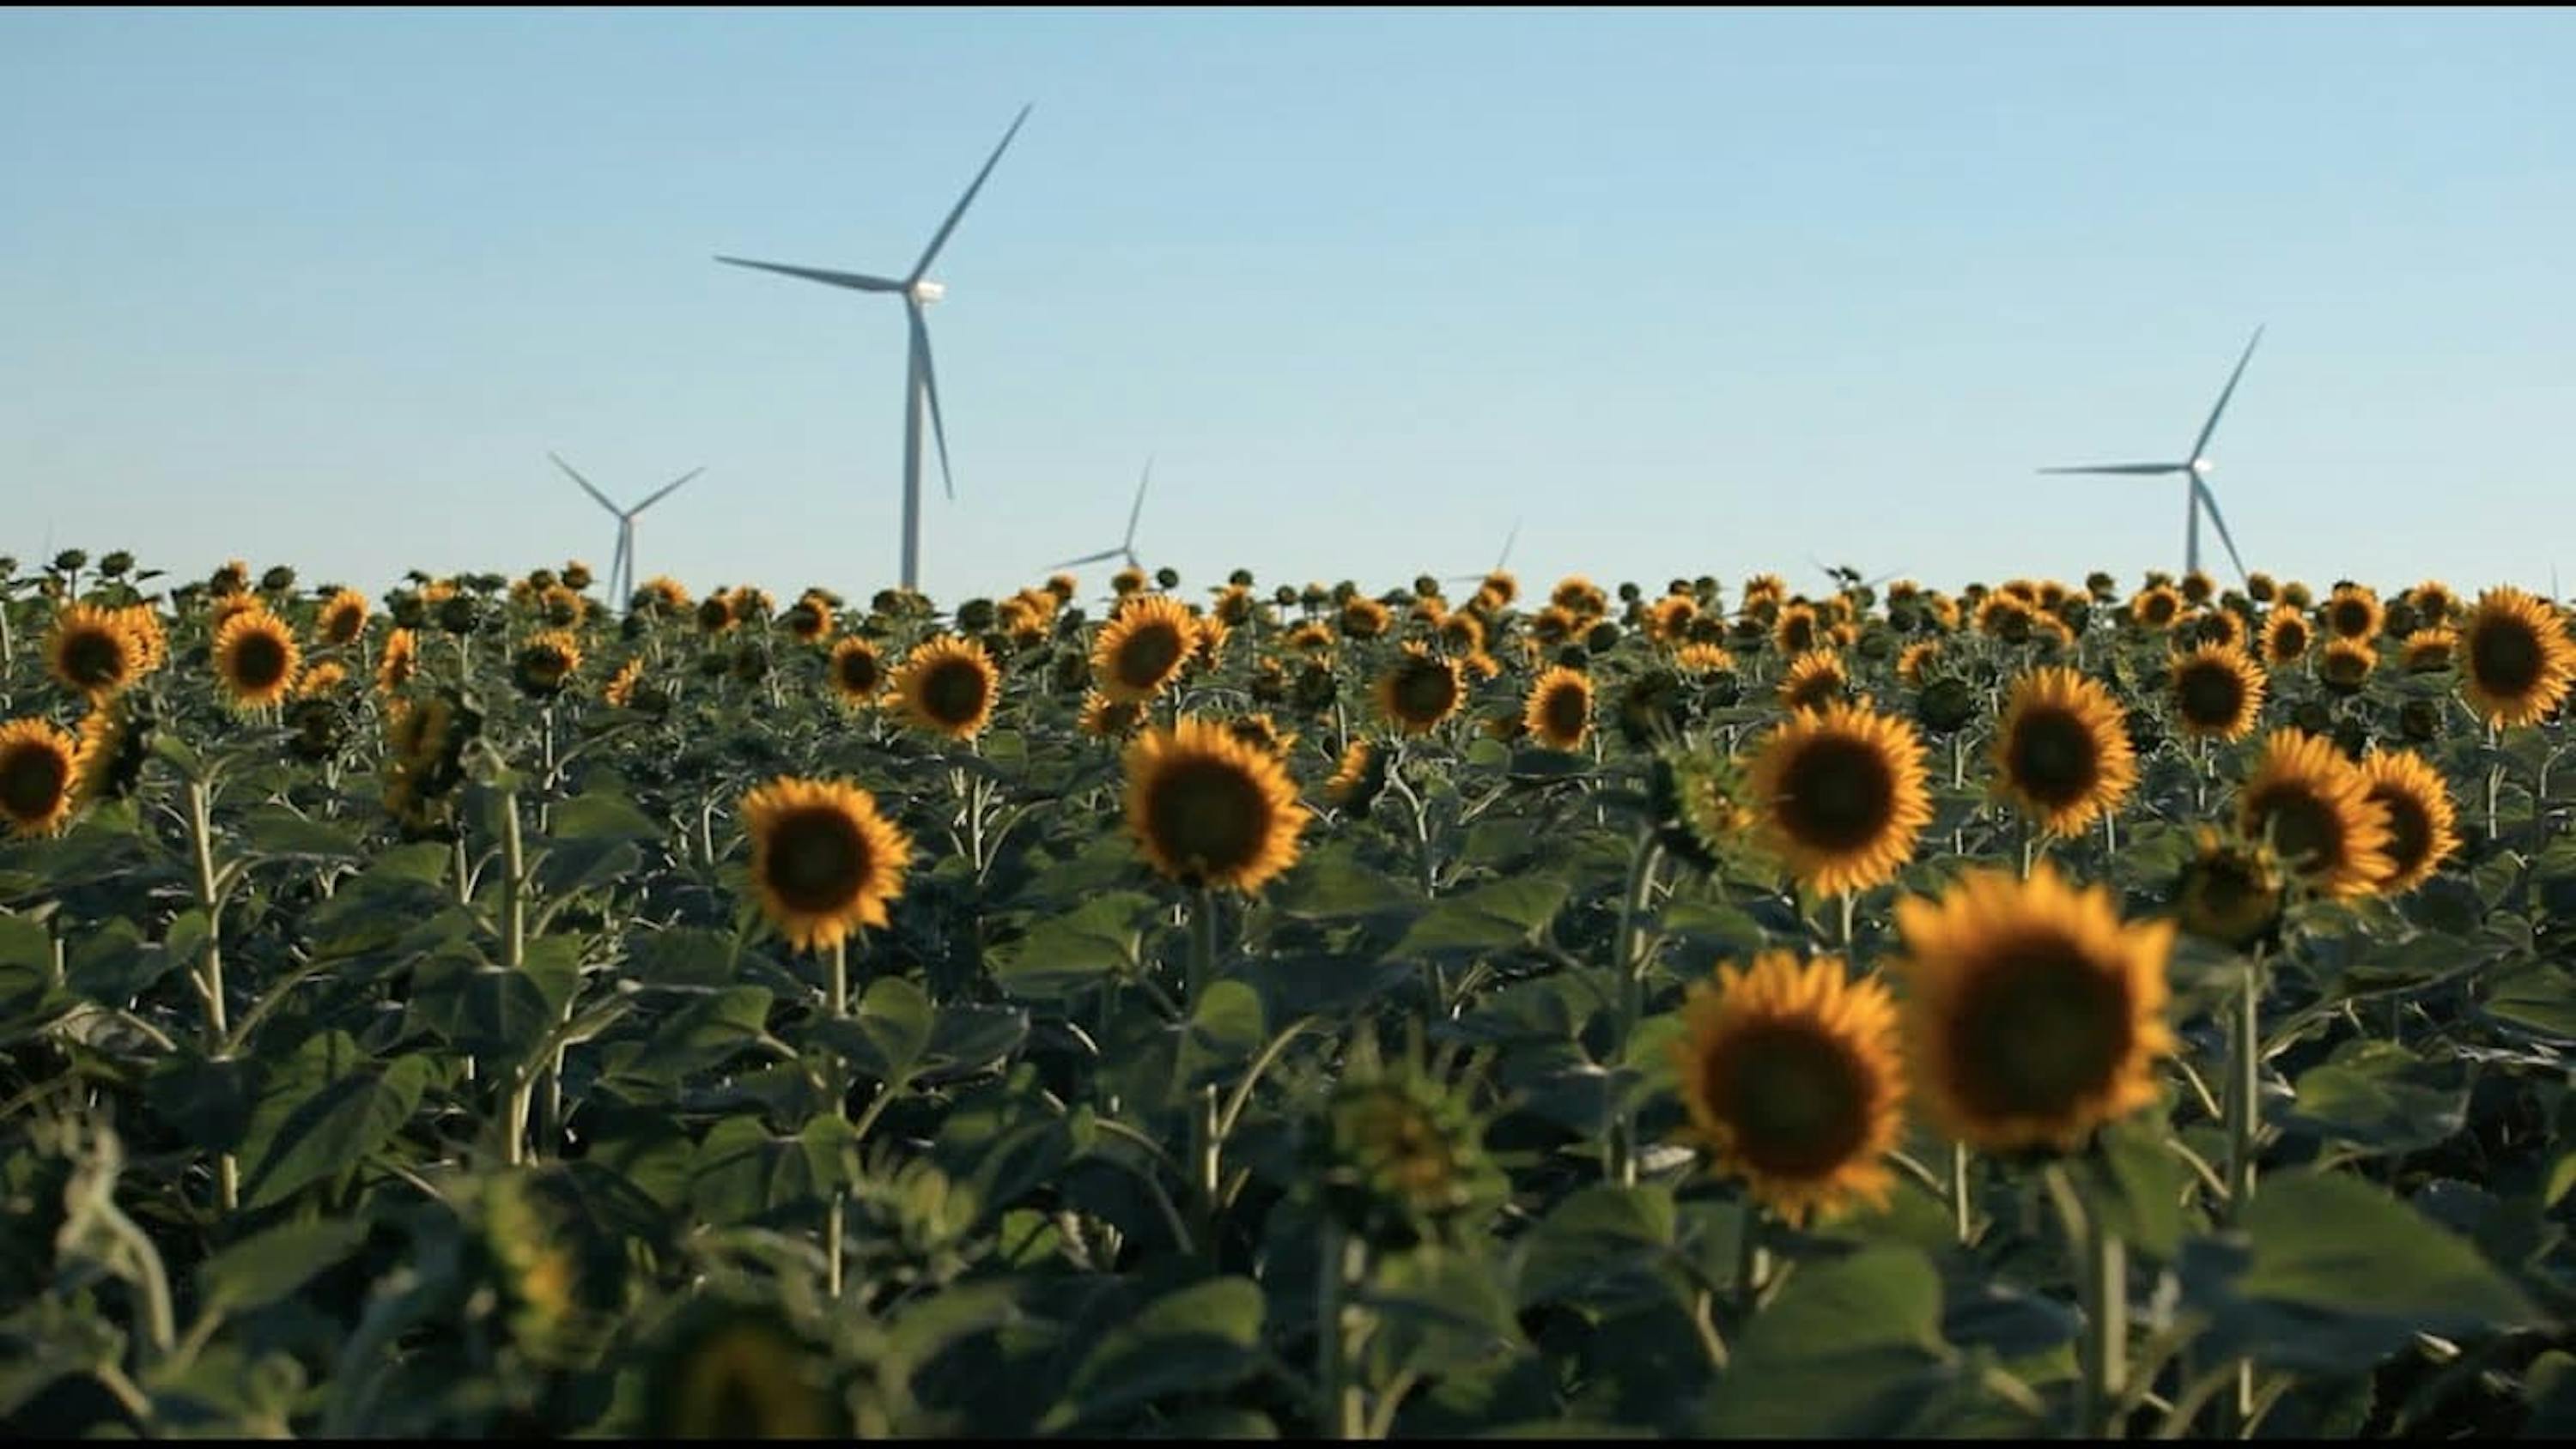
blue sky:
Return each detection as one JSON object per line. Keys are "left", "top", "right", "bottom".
{"left": 4, "top": 8, "right": 2571, "bottom": 605}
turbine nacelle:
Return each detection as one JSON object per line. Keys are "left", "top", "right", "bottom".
{"left": 909, "top": 279, "right": 946, "bottom": 306}
{"left": 2190, "top": 457, "right": 2214, "bottom": 476}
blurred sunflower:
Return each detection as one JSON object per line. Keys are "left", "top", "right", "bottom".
{"left": 2318, "top": 637, "right": 2376, "bottom": 695}
{"left": 376, "top": 627, "right": 419, "bottom": 695}
{"left": 1746, "top": 700, "right": 1932, "bottom": 897}
{"left": 2172, "top": 828, "right": 2283, "bottom": 950}
{"left": 1551, "top": 575, "right": 1607, "bottom": 620}
{"left": 1675, "top": 642, "right": 1737, "bottom": 676}
{"left": 782, "top": 593, "right": 834, "bottom": 645}
{"left": 1323, "top": 738, "right": 1388, "bottom": 810}
{"left": 114, "top": 604, "right": 168, "bottom": 674}
{"left": 1375, "top": 644, "right": 1463, "bottom": 736}
{"left": 827, "top": 637, "right": 884, "bottom": 707}
{"left": 2128, "top": 585, "right": 2184, "bottom": 632}
{"left": 2179, "top": 569, "right": 2217, "bottom": 606}
{"left": 1437, "top": 609, "right": 1488, "bottom": 658}
{"left": 1777, "top": 650, "right": 1849, "bottom": 713}
{"left": 1079, "top": 691, "right": 1147, "bottom": 740}
{"left": 2236, "top": 729, "right": 2392, "bottom": 899}
{"left": 2322, "top": 584, "right": 2382, "bottom": 642}
{"left": 2358, "top": 749, "right": 2460, "bottom": 894}
{"left": 1110, "top": 565, "right": 1149, "bottom": 597}
{"left": 1895, "top": 640, "right": 1942, "bottom": 688}
{"left": 1337, "top": 595, "right": 1391, "bottom": 641}
{"left": 641, "top": 1303, "right": 844, "bottom": 1439}
{"left": 1671, "top": 950, "right": 1904, "bottom": 1226}
{"left": 293, "top": 661, "right": 347, "bottom": 698}
{"left": 0, "top": 718, "right": 79, "bottom": 838}
{"left": 2245, "top": 571, "right": 2277, "bottom": 603}
{"left": 1975, "top": 593, "right": 2034, "bottom": 643}
{"left": 318, "top": 588, "right": 369, "bottom": 646}
{"left": 1522, "top": 665, "right": 1594, "bottom": 752}
{"left": 2406, "top": 579, "right": 2458, "bottom": 626}
{"left": 2457, "top": 586, "right": 2576, "bottom": 729}
{"left": 889, "top": 635, "right": 999, "bottom": 742}
{"left": 212, "top": 608, "right": 301, "bottom": 711}
{"left": 1991, "top": 666, "right": 2136, "bottom": 836}
{"left": 1773, "top": 603, "right": 1825, "bottom": 655}
{"left": 1894, "top": 865, "right": 2176, "bottom": 1153}
{"left": 2170, "top": 644, "right": 2267, "bottom": 741}
{"left": 512, "top": 630, "right": 583, "bottom": 699}
{"left": 603, "top": 657, "right": 647, "bottom": 710}
{"left": 1123, "top": 717, "right": 1306, "bottom": 892}
{"left": 46, "top": 604, "right": 143, "bottom": 700}
{"left": 2400, "top": 627, "right": 2458, "bottom": 674}
{"left": 1223, "top": 712, "right": 1299, "bottom": 760}
{"left": 740, "top": 777, "right": 912, "bottom": 954}
{"left": 1646, "top": 593, "right": 1699, "bottom": 646}
{"left": 2261, "top": 605, "right": 2312, "bottom": 666}
{"left": 2280, "top": 580, "right": 2314, "bottom": 610}
{"left": 1091, "top": 593, "right": 1196, "bottom": 703}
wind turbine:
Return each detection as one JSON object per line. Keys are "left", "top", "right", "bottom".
{"left": 1446, "top": 518, "right": 1523, "bottom": 585}
{"left": 1810, "top": 555, "right": 1904, "bottom": 592}
{"left": 2039, "top": 325, "right": 2264, "bottom": 583}
{"left": 717, "top": 104, "right": 1032, "bottom": 595}
{"left": 550, "top": 453, "right": 703, "bottom": 608}
{"left": 1049, "top": 458, "right": 1153, "bottom": 573}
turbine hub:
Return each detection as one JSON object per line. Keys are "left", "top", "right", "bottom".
{"left": 910, "top": 279, "right": 946, "bottom": 306}
{"left": 2190, "top": 457, "right": 2213, "bottom": 474}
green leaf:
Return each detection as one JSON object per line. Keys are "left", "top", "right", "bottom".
{"left": 989, "top": 891, "right": 1155, "bottom": 999}
{"left": 2284, "top": 1040, "right": 2470, "bottom": 1154}
{"left": 238, "top": 804, "right": 365, "bottom": 861}
{"left": 549, "top": 791, "right": 665, "bottom": 842}
{"left": 2485, "top": 965, "right": 2576, "bottom": 1041}
{"left": 197, "top": 1217, "right": 372, "bottom": 1312}
{"left": 1703, "top": 1245, "right": 1954, "bottom": 1437}
{"left": 841, "top": 975, "right": 933, "bottom": 1083}
{"left": 1390, "top": 876, "right": 1570, "bottom": 958}
{"left": 243, "top": 1048, "right": 431, "bottom": 1209}
{"left": 1270, "top": 845, "right": 1423, "bottom": 921}
{"left": 1364, "top": 1246, "right": 1529, "bottom": 1379}
{"left": 2075, "top": 1119, "right": 2187, "bottom": 1258}
{"left": 1515, "top": 1184, "right": 1681, "bottom": 1312}
{"left": 1049, "top": 1276, "right": 1265, "bottom": 1430}
{"left": 921, "top": 1004, "right": 1029, "bottom": 1080}
{"left": 1176, "top": 979, "right": 1265, "bottom": 1090}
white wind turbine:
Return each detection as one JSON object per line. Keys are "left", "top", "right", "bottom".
{"left": 550, "top": 453, "right": 703, "bottom": 609}
{"left": 716, "top": 104, "right": 1032, "bottom": 595}
{"left": 2040, "top": 325, "right": 2264, "bottom": 583}
{"left": 1050, "top": 458, "right": 1154, "bottom": 574}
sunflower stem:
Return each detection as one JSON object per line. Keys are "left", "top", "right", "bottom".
{"left": 827, "top": 936, "right": 850, "bottom": 1300}
{"left": 1316, "top": 1221, "right": 1369, "bottom": 1440}
{"left": 499, "top": 789, "right": 532, "bottom": 1166}
{"left": 1951, "top": 1139, "right": 1974, "bottom": 1245}
{"left": 2217, "top": 948, "right": 2265, "bottom": 1434}
{"left": 184, "top": 777, "right": 238, "bottom": 1214}
{"left": 1607, "top": 835, "right": 1664, "bottom": 1188}
{"left": 1735, "top": 1197, "right": 1767, "bottom": 1314}
{"left": 2046, "top": 1161, "right": 2127, "bottom": 1438}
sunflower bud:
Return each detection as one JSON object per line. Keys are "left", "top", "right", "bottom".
{"left": 1915, "top": 676, "right": 1978, "bottom": 736}
{"left": 2174, "top": 828, "right": 2283, "bottom": 951}
{"left": 52, "top": 549, "right": 89, "bottom": 573}
{"left": 1585, "top": 620, "right": 1622, "bottom": 652}
{"left": 436, "top": 594, "right": 480, "bottom": 635}
{"left": 1305, "top": 1057, "right": 1504, "bottom": 1249}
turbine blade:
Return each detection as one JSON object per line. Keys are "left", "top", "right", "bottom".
{"left": 1123, "top": 458, "right": 1152, "bottom": 547}
{"left": 550, "top": 452, "right": 621, "bottom": 516}
{"left": 632, "top": 467, "right": 704, "bottom": 514}
{"left": 714, "top": 256, "right": 906, "bottom": 293}
{"left": 909, "top": 103, "right": 1033, "bottom": 283}
{"left": 2188, "top": 324, "right": 2264, "bottom": 463}
{"left": 1497, "top": 517, "right": 1522, "bottom": 572}
{"left": 909, "top": 305, "right": 955, "bottom": 500}
{"left": 2037, "top": 463, "right": 2190, "bottom": 476}
{"left": 1049, "top": 548, "right": 1123, "bottom": 568}
{"left": 2194, "top": 476, "right": 2249, "bottom": 582}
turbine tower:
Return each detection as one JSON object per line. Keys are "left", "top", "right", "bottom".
{"left": 2039, "top": 325, "right": 2264, "bottom": 582}
{"left": 1050, "top": 458, "right": 1154, "bottom": 573}
{"left": 717, "top": 104, "right": 1032, "bottom": 596}
{"left": 551, "top": 453, "right": 703, "bottom": 609}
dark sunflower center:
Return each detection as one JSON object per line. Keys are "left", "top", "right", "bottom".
{"left": 2272, "top": 621, "right": 2309, "bottom": 658}
{"left": 1777, "top": 734, "right": 1897, "bottom": 852}
{"left": 523, "top": 648, "right": 571, "bottom": 683}
{"left": 231, "top": 633, "right": 289, "bottom": 691}
{"left": 1113, "top": 622, "right": 1188, "bottom": 690}
{"left": 2183, "top": 852, "right": 2271, "bottom": 939}
{"left": 1, "top": 744, "right": 71, "bottom": 818}
{"left": 2370, "top": 785, "right": 2432, "bottom": 880}
{"left": 326, "top": 608, "right": 362, "bottom": 644}
{"left": 2323, "top": 648, "right": 2371, "bottom": 686}
{"left": 1144, "top": 757, "right": 1269, "bottom": 876}
{"left": 63, "top": 629, "right": 129, "bottom": 687}
{"left": 2007, "top": 707, "right": 2099, "bottom": 806}
{"left": 2176, "top": 662, "right": 2246, "bottom": 728}
{"left": 2470, "top": 619, "right": 2543, "bottom": 695}
{"left": 2330, "top": 600, "right": 2373, "bottom": 637}
{"left": 1782, "top": 616, "right": 1817, "bottom": 651}
{"left": 762, "top": 807, "right": 871, "bottom": 914}
{"left": 836, "top": 652, "right": 880, "bottom": 693}
{"left": 1540, "top": 683, "right": 1588, "bottom": 741}
{"left": 919, "top": 659, "right": 990, "bottom": 725}
{"left": 1946, "top": 934, "right": 2134, "bottom": 1122}
{"left": 1390, "top": 663, "right": 1458, "bottom": 724}
{"left": 2145, "top": 595, "right": 2178, "bottom": 625}
{"left": 1706, "top": 1021, "right": 1873, "bottom": 1179}
{"left": 2246, "top": 784, "right": 2346, "bottom": 876}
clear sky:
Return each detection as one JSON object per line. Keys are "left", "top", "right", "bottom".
{"left": 4, "top": 7, "right": 2571, "bottom": 605}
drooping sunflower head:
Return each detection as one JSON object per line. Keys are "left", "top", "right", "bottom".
{"left": 2406, "top": 579, "right": 2459, "bottom": 627}
{"left": 1777, "top": 650, "right": 1850, "bottom": 714}
{"left": 1090, "top": 594, "right": 1196, "bottom": 704}
{"left": 1991, "top": 665, "right": 2136, "bottom": 837}
{"left": 1896, "top": 640, "right": 1943, "bottom": 688}
{"left": 1109, "top": 565, "right": 1149, "bottom": 598}
{"left": 2358, "top": 749, "right": 2460, "bottom": 895}
{"left": 1222, "top": 712, "right": 1299, "bottom": 760}
{"left": 46, "top": 604, "right": 143, "bottom": 700}
{"left": 2129, "top": 585, "right": 2184, "bottom": 631}
{"left": 2456, "top": 586, "right": 2576, "bottom": 729}
{"left": 1551, "top": 575, "right": 1608, "bottom": 621}
{"left": 318, "top": 588, "right": 369, "bottom": 646}
{"left": 1674, "top": 642, "right": 1737, "bottom": 677}
{"left": 1338, "top": 595, "right": 1391, "bottom": 640}
{"left": 602, "top": 657, "right": 651, "bottom": 711}
{"left": 2169, "top": 643, "right": 2267, "bottom": 741}
{"left": 2245, "top": 571, "right": 2277, "bottom": 604}
{"left": 2180, "top": 569, "right": 2217, "bottom": 607}
{"left": 1437, "top": 609, "right": 1488, "bottom": 658}
{"left": 889, "top": 635, "right": 1000, "bottom": 742}
{"left": 1374, "top": 644, "right": 1463, "bottom": 737}
{"left": 376, "top": 627, "right": 420, "bottom": 696}
{"left": 211, "top": 607, "right": 302, "bottom": 711}
{"left": 1122, "top": 717, "right": 1307, "bottom": 893}
{"left": 1645, "top": 592, "right": 1700, "bottom": 646}
{"left": 2322, "top": 584, "right": 2382, "bottom": 642}
{"left": 511, "top": 631, "right": 583, "bottom": 699}
{"left": 2279, "top": 580, "right": 2314, "bottom": 609}
{"left": 1522, "top": 665, "right": 1594, "bottom": 752}
{"left": 2400, "top": 627, "right": 2458, "bottom": 675}
{"left": 1323, "top": 737, "right": 1389, "bottom": 811}
{"left": 0, "top": 718, "right": 80, "bottom": 838}
{"left": 294, "top": 660, "right": 348, "bottom": 699}
{"left": 1976, "top": 592, "right": 2035, "bottom": 643}
{"left": 1746, "top": 700, "right": 1933, "bottom": 898}
{"left": 2235, "top": 729, "right": 2393, "bottom": 900}
{"left": 739, "top": 777, "right": 911, "bottom": 955}
{"left": 2318, "top": 637, "right": 2377, "bottom": 696}
{"left": 826, "top": 637, "right": 884, "bottom": 707}
{"left": 2172, "top": 827, "right": 2285, "bottom": 950}
{"left": 2186, "top": 606, "right": 2247, "bottom": 655}
{"left": 70, "top": 698, "right": 153, "bottom": 807}
{"left": 1078, "top": 690, "right": 1148, "bottom": 740}
{"left": 641, "top": 1302, "right": 846, "bottom": 1439}
{"left": 1670, "top": 950, "right": 1905, "bottom": 1226}
{"left": 1894, "top": 865, "right": 2177, "bottom": 1155}
{"left": 1649, "top": 744, "right": 1755, "bottom": 875}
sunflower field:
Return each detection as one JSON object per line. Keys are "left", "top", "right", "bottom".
{"left": 8, "top": 549, "right": 2576, "bottom": 1438}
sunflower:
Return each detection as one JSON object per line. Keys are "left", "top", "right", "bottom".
{"left": 2169, "top": 644, "right": 2267, "bottom": 741}
{"left": 317, "top": 588, "right": 369, "bottom": 646}
{"left": 1437, "top": 609, "right": 1488, "bottom": 658}
{"left": 0, "top": 718, "right": 80, "bottom": 838}
{"left": 1745, "top": 700, "right": 1933, "bottom": 897}
{"left": 211, "top": 607, "right": 302, "bottom": 711}
{"left": 1374, "top": 644, "right": 1463, "bottom": 736}
{"left": 1894, "top": 865, "right": 2176, "bottom": 1154}
{"left": 1645, "top": 593, "right": 1700, "bottom": 645}
{"left": 2318, "top": 637, "right": 2376, "bottom": 695}
{"left": 2257, "top": 605, "right": 2312, "bottom": 668}
{"left": 636, "top": 575, "right": 690, "bottom": 615}
{"left": 2172, "top": 828, "right": 2284, "bottom": 950}
{"left": 1551, "top": 575, "right": 1607, "bottom": 620}
{"left": 1223, "top": 712, "right": 1299, "bottom": 760}
{"left": 739, "top": 777, "right": 911, "bottom": 955}
{"left": 1089, "top": 594, "right": 1195, "bottom": 703}
{"left": 2187, "top": 606, "right": 2248, "bottom": 655}
{"left": 294, "top": 661, "right": 348, "bottom": 698}
{"left": 1777, "top": 651, "right": 1849, "bottom": 713}
{"left": 1079, "top": 691, "right": 1147, "bottom": 740}
{"left": 1671, "top": 951, "right": 1905, "bottom": 1226}
{"left": 1123, "top": 717, "right": 1307, "bottom": 893}
{"left": 2245, "top": 571, "right": 2277, "bottom": 603}
{"left": 1773, "top": 603, "right": 1825, "bottom": 655}
{"left": 114, "top": 604, "right": 168, "bottom": 674}
{"left": 2407, "top": 579, "right": 2459, "bottom": 626}
{"left": 1675, "top": 642, "right": 1737, "bottom": 676}
{"left": 1896, "top": 640, "right": 1942, "bottom": 688}
{"left": 2456, "top": 586, "right": 2576, "bottom": 729}
{"left": 2235, "top": 729, "right": 2392, "bottom": 900}
{"left": 1991, "top": 666, "right": 2136, "bottom": 836}
{"left": 2322, "top": 584, "right": 2382, "bottom": 643}
{"left": 375, "top": 627, "right": 420, "bottom": 695}
{"left": 642, "top": 1305, "right": 844, "bottom": 1439}
{"left": 2399, "top": 627, "right": 2457, "bottom": 674}
{"left": 2179, "top": 570, "right": 2217, "bottom": 607}
{"left": 46, "top": 604, "right": 143, "bottom": 700}
{"left": 2129, "top": 585, "right": 2184, "bottom": 631}
{"left": 1976, "top": 593, "right": 2034, "bottom": 643}
{"left": 781, "top": 592, "right": 834, "bottom": 646}
{"left": 2358, "top": 749, "right": 2460, "bottom": 894}
{"left": 603, "top": 657, "right": 647, "bottom": 710}
{"left": 512, "top": 630, "right": 583, "bottom": 699}
{"left": 1528, "top": 604, "right": 1581, "bottom": 650}
{"left": 1287, "top": 621, "right": 1337, "bottom": 656}
{"left": 888, "top": 635, "right": 1000, "bottom": 742}
{"left": 1109, "top": 565, "right": 1149, "bottom": 598}
{"left": 1323, "top": 738, "right": 1388, "bottom": 810}
{"left": 538, "top": 583, "right": 586, "bottom": 627}
{"left": 825, "top": 637, "right": 884, "bottom": 707}
{"left": 1338, "top": 595, "right": 1391, "bottom": 640}
{"left": 1522, "top": 666, "right": 1594, "bottom": 752}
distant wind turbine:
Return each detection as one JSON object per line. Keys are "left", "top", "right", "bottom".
{"left": 2039, "top": 325, "right": 2264, "bottom": 583}
{"left": 1050, "top": 458, "right": 1154, "bottom": 573}
{"left": 1811, "top": 555, "right": 1904, "bottom": 592}
{"left": 550, "top": 453, "right": 703, "bottom": 609}
{"left": 717, "top": 104, "right": 1033, "bottom": 595}
{"left": 1446, "top": 518, "right": 1522, "bottom": 585}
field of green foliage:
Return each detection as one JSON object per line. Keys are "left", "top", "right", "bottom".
{"left": 6, "top": 549, "right": 2576, "bottom": 1438}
